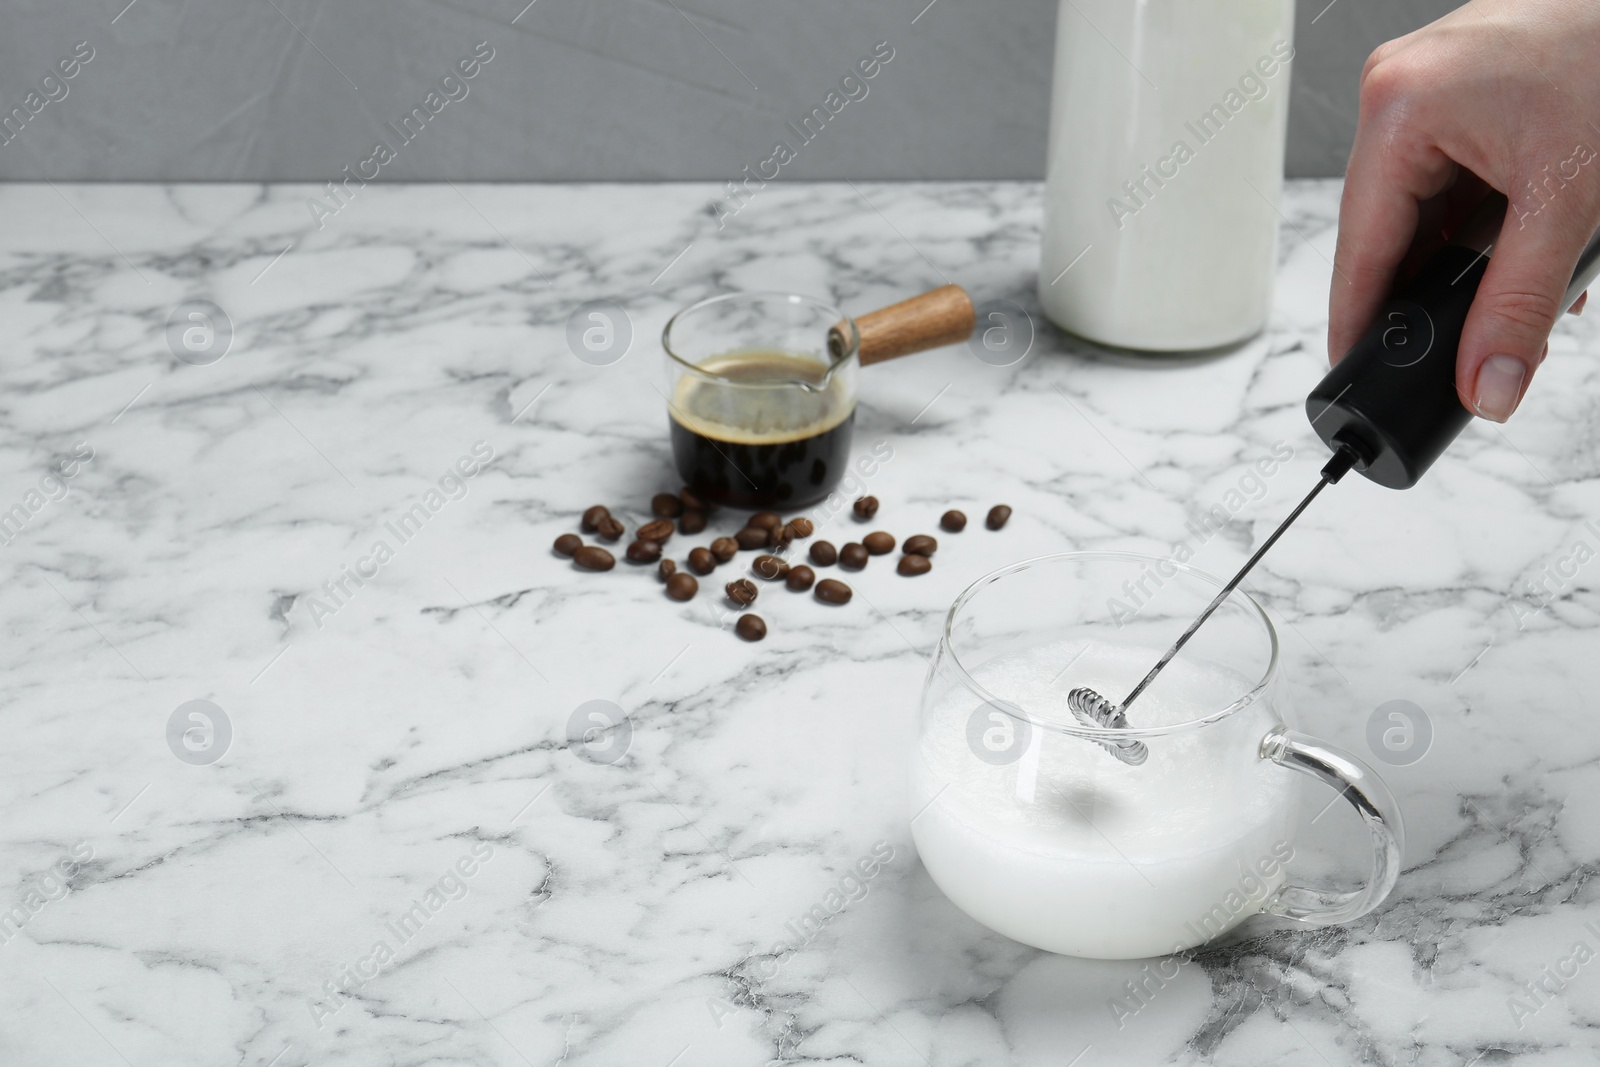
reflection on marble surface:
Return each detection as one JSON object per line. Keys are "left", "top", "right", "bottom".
{"left": 1, "top": 180, "right": 1598, "bottom": 1065}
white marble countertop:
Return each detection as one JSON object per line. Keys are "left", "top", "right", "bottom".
{"left": 3, "top": 180, "right": 1600, "bottom": 1066}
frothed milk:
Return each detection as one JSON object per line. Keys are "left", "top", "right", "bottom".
{"left": 911, "top": 641, "right": 1299, "bottom": 959}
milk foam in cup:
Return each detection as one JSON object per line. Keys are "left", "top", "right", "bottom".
{"left": 913, "top": 642, "right": 1297, "bottom": 959}
{"left": 911, "top": 553, "right": 1406, "bottom": 960}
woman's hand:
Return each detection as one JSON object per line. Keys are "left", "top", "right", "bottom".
{"left": 1329, "top": 0, "right": 1600, "bottom": 422}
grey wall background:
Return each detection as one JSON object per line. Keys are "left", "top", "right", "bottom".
{"left": 0, "top": 0, "right": 1459, "bottom": 182}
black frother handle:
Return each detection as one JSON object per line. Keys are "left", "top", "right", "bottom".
{"left": 1305, "top": 245, "right": 1488, "bottom": 489}
{"left": 1308, "top": 198, "right": 1600, "bottom": 491}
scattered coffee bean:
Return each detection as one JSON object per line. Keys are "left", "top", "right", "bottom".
{"left": 679, "top": 487, "right": 707, "bottom": 511}
{"left": 638, "top": 519, "right": 675, "bottom": 543}
{"left": 863, "top": 531, "right": 896, "bottom": 555}
{"left": 897, "top": 554, "right": 932, "bottom": 577}
{"left": 903, "top": 534, "right": 937, "bottom": 557}
{"left": 626, "top": 539, "right": 661, "bottom": 563}
{"left": 940, "top": 509, "right": 968, "bottom": 532}
{"left": 853, "top": 496, "right": 879, "bottom": 520}
{"left": 659, "top": 558, "right": 676, "bottom": 580}
{"left": 710, "top": 537, "right": 739, "bottom": 563}
{"left": 595, "top": 515, "right": 625, "bottom": 541}
{"left": 651, "top": 493, "right": 683, "bottom": 518}
{"left": 736, "top": 614, "right": 767, "bottom": 641}
{"left": 753, "top": 554, "right": 790, "bottom": 580}
{"left": 688, "top": 546, "right": 716, "bottom": 575}
{"left": 767, "top": 524, "right": 794, "bottom": 549}
{"left": 815, "top": 578, "right": 853, "bottom": 604}
{"left": 785, "top": 517, "right": 814, "bottom": 538}
{"left": 749, "top": 511, "right": 782, "bottom": 531}
{"left": 726, "top": 578, "right": 758, "bottom": 606}
{"left": 666, "top": 572, "right": 698, "bottom": 601}
{"left": 581, "top": 505, "right": 610, "bottom": 533}
{"left": 839, "top": 542, "right": 869, "bottom": 569}
{"left": 573, "top": 546, "right": 615, "bottom": 571}
{"left": 810, "top": 540, "right": 838, "bottom": 567}
{"left": 786, "top": 565, "right": 816, "bottom": 592}
{"left": 679, "top": 510, "right": 707, "bottom": 534}
{"left": 987, "top": 504, "right": 1012, "bottom": 530}
{"left": 735, "top": 527, "right": 769, "bottom": 550}
{"left": 554, "top": 533, "right": 583, "bottom": 557}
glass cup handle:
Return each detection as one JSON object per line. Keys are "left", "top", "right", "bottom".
{"left": 1258, "top": 725, "right": 1407, "bottom": 925}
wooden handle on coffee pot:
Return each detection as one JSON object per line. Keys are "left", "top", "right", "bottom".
{"left": 828, "top": 284, "right": 976, "bottom": 366}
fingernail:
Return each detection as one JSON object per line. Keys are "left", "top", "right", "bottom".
{"left": 1473, "top": 355, "right": 1528, "bottom": 422}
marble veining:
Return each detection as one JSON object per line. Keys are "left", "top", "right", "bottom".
{"left": 1, "top": 180, "right": 1598, "bottom": 1066}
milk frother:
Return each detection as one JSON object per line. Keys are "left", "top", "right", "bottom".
{"left": 1073, "top": 195, "right": 1600, "bottom": 731}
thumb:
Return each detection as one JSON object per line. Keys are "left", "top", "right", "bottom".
{"left": 1457, "top": 206, "right": 1588, "bottom": 422}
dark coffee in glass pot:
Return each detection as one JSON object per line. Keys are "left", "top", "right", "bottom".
{"left": 662, "top": 292, "right": 861, "bottom": 510}
{"left": 668, "top": 349, "right": 855, "bottom": 509}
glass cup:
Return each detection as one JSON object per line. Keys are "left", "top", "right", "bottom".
{"left": 661, "top": 292, "right": 860, "bottom": 509}
{"left": 910, "top": 552, "right": 1404, "bottom": 960}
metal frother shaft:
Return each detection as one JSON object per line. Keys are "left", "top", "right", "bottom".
{"left": 1108, "top": 446, "right": 1359, "bottom": 716}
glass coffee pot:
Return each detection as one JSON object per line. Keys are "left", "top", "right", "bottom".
{"left": 661, "top": 286, "right": 975, "bottom": 509}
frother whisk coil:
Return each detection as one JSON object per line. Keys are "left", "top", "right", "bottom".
{"left": 1067, "top": 687, "right": 1149, "bottom": 766}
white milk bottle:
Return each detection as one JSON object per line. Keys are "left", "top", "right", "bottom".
{"left": 1038, "top": 0, "right": 1296, "bottom": 351}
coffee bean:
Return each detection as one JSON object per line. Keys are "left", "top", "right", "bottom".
{"left": 573, "top": 546, "right": 615, "bottom": 571}
{"left": 815, "top": 578, "right": 853, "bottom": 604}
{"left": 810, "top": 540, "right": 838, "bottom": 566}
{"left": 786, "top": 565, "right": 815, "bottom": 592}
{"left": 626, "top": 539, "right": 661, "bottom": 563}
{"left": 679, "top": 487, "right": 708, "bottom": 511}
{"left": 679, "top": 509, "right": 707, "bottom": 534}
{"left": 749, "top": 511, "right": 782, "bottom": 531}
{"left": 666, "top": 572, "right": 698, "bottom": 601}
{"left": 736, "top": 614, "right": 767, "bottom": 641}
{"left": 767, "top": 524, "right": 794, "bottom": 549}
{"left": 987, "top": 505, "right": 1012, "bottom": 530}
{"left": 853, "top": 496, "right": 879, "bottom": 520}
{"left": 735, "top": 527, "right": 769, "bottom": 550}
{"left": 785, "top": 517, "right": 814, "bottom": 538}
{"left": 595, "top": 515, "right": 625, "bottom": 541}
{"left": 651, "top": 493, "right": 683, "bottom": 518}
{"left": 637, "top": 519, "right": 674, "bottom": 543}
{"left": 897, "top": 554, "right": 932, "bottom": 577}
{"left": 863, "top": 531, "right": 895, "bottom": 555}
{"left": 581, "top": 505, "right": 610, "bottom": 533}
{"left": 688, "top": 547, "right": 716, "bottom": 575}
{"left": 940, "top": 509, "right": 967, "bottom": 532}
{"left": 903, "top": 534, "right": 937, "bottom": 557}
{"left": 726, "top": 578, "right": 758, "bottom": 606}
{"left": 839, "top": 542, "right": 869, "bottom": 569}
{"left": 710, "top": 537, "right": 739, "bottom": 562}
{"left": 753, "top": 554, "right": 790, "bottom": 580}
{"left": 659, "top": 558, "right": 676, "bottom": 580}
{"left": 554, "top": 533, "right": 583, "bottom": 557}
